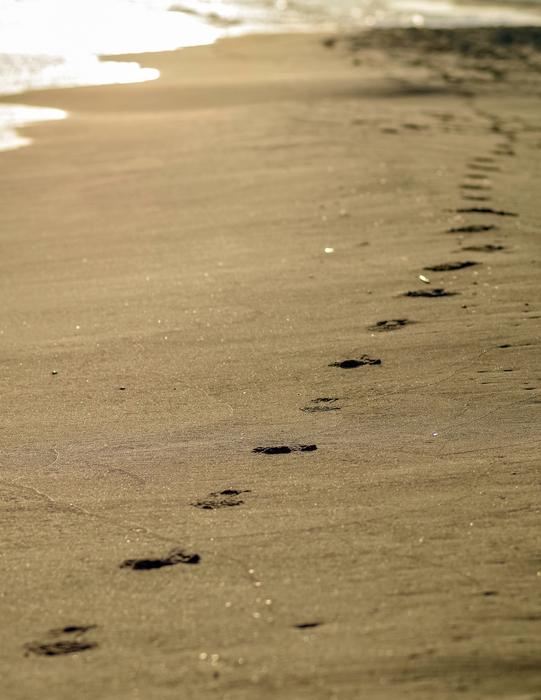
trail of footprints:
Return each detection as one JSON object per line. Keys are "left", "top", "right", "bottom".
{"left": 23, "top": 111, "right": 528, "bottom": 658}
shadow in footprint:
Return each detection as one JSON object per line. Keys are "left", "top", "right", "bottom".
{"left": 294, "top": 622, "right": 322, "bottom": 629}
{"left": 302, "top": 404, "right": 341, "bottom": 413}
{"left": 253, "top": 444, "right": 317, "bottom": 455}
{"left": 25, "top": 625, "right": 98, "bottom": 657}
{"left": 448, "top": 224, "right": 496, "bottom": 233}
{"left": 424, "top": 261, "right": 478, "bottom": 271}
{"left": 462, "top": 244, "right": 505, "bottom": 253}
{"left": 121, "top": 548, "right": 200, "bottom": 570}
{"left": 192, "top": 489, "right": 251, "bottom": 510}
{"left": 367, "top": 319, "right": 413, "bottom": 332}
{"left": 456, "top": 207, "right": 517, "bottom": 217}
{"left": 24, "top": 640, "right": 97, "bottom": 657}
{"left": 404, "top": 289, "right": 458, "bottom": 298}
{"left": 329, "top": 356, "right": 381, "bottom": 369}
{"left": 48, "top": 625, "right": 97, "bottom": 636}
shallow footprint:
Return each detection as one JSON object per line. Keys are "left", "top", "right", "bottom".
{"left": 24, "top": 640, "right": 97, "bottom": 657}
{"left": 447, "top": 224, "right": 496, "bottom": 233}
{"left": 367, "top": 319, "right": 412, "bottom": 332}
{"left": 462, "top": 244, "right": 505, "bottom": 252}
{"left": 329, "top": 356, "right": 381, "bottom": 368}
{"left": 253, "top": 444, "right": 317, "bottom": 455}
{"left": 404, "top": 288, "right": 458, "bottom": 298}
{"left": 25, "top": 626, "right": 98, "bottom": 657}
{"left": 192, "top": 489, "right": 251, "bottom": 510}
{"left": 121, "top": 547, "right": 200, "bottom": 570}
{"left": 302, "top": 404, "right": 341, "bottom": 413}
{"left": 424, "top": 261, "right": 478, "bottom": 271}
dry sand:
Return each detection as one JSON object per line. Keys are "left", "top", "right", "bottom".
{"left": 0, "top": 29, "right": 540, "bottom": 700}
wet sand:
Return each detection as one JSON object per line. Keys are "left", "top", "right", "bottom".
{"left": 1, "top": 29, "right": 540, "bottom": 699}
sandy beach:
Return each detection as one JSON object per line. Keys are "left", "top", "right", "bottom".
{"left": 1, "top": 28, "right": 540, "bottom": 699}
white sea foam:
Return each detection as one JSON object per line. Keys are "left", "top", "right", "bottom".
{"left": 1, "top": 0, "right": 540, "bottom": 151}
{"left": 0, "top": 104, "right": 67, "bottom": 151}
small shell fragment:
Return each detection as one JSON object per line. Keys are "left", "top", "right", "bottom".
{"left": 419, "top": 274, "right": 430, "bottom": 284}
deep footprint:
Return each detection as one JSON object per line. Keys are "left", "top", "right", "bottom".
{"left": 253, "top": 444, "right": 317, "bottom": 455}
{"left": 48, "top": 625, "right": 97, "bottom": 636}
{"left": 447, "top": 224, "right": 496, "bottom": 233}
{"left": 424, "top": 261, "right": 478, "bottom": 271}
{"left": 367, "top": 319, "right": 412, "bottom": 332}
{"left": 24, "top": 640, "right": 97, "bottom": 657}
{"left": 456, "top": 207, "right": 517, "bottom": 217}
{"left": 329, "top": 356, "right": 381, "bottom": 368}
{"left": 121, "top": 547, "right": 200, "bottom": 570}
{"left": 404, "top": 289, "right": 458, "bottom": 298}
{"left": 192, "top": 489, "right": 251, "bottom": 510}
{"left": 462, "top": 244, "right": 505, "bottom": 252}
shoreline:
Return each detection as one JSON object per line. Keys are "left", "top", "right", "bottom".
{"left": 2, "top": 20, "right": 541, "bottom": 151}
{"left": 1, "top": 28, "right": 540, "bottom": 700}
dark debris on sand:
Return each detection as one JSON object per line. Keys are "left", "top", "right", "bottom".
{"left": 121, "top": 548, "right": 200, "bottom": 570}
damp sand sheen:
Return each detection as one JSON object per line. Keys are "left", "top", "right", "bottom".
{"left": 1, "top": 28, "right": 541, "bottom": 700}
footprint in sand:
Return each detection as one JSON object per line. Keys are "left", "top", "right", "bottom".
{"left": 461, "top": 184, "right": 491, "bottom": 191}
{"left": 24, "top": 625, "right": 98, "bottom": 657}
{"left": 253, "top": 444, "right": 317, "bottom": 455}
{"left": 121, "top": 548, "right": 200, "bottom": 570}
{"left": 294, "top": 622, "right": 322, "bottom": 629}
{"left": 404, "top": 289, "right": 458, "bottom": 298}
{"left": 447, "top": 224, "right": 496, "bottom": 233}
{"left": 329, "top": 356, "right": 381, "bottom": 369}
{"left": 424, "top": 261, "right": 478, "bottom": 272}
{"left": 461, "top": 244, "right": 505, "bottom": 253}
{"left": 367, "top": 319, "right": 413, "bottom": 332}
{"left": 467, "top": 163, "right": 500, "bottom": 173}
{"left": 301, "top": 397, "right": 342, "bottom": 413}
{"left": 455, "top": 207, "right": 517, "bottom": 217}
{"left": 192, "top": 489, "right": 251, "bottom": 510}
{"left": 465, "top": 173, "right": 490, "bottom": 181}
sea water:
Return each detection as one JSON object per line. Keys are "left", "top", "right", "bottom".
{"left": 1, "top": 0, "right": 540, "bottom": 150}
